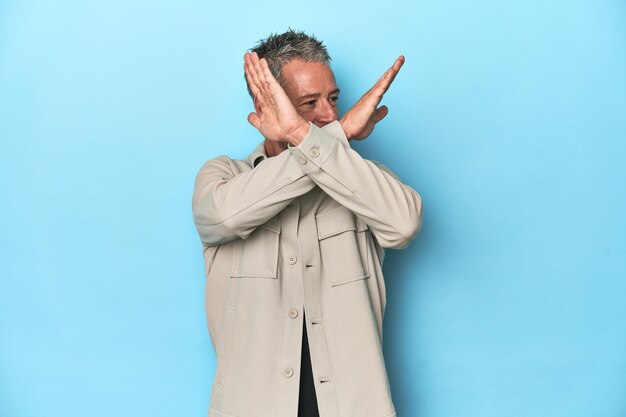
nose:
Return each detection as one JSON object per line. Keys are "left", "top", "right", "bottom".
{"left": 314, "top": 99, "right": 338, "bottom": 127}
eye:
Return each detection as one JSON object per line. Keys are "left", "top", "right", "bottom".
{"left": 329, "top": 96, "right": 339, "bottom": 105}
{"left": 302, "top": 100, "right": 316, "bottom": 108}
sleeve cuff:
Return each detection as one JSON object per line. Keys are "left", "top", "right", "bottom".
{"left": 321, "top": 120, "right": 350, "bottom": 147}
{"left": 288, "top": 122, "right": 343, "bottom": 173}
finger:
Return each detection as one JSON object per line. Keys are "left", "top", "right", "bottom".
{"left": 246, "top": 52, "right": 263, "bottom": 91}
{"left": 392, "top": 55, "right": 405, "bottom": 72}
{"left": 370, "top": 55, "right": 405, "bottom": 98}
{"left": 374, "top": 105, "right": 389, "bottom": 123}
{"left": 247, "top": 112, "right": 261, "bottom": 129}
{"left": 244, "top": 54, "right": 262, "bottom": 98}
{"left": 259, "top": 57, "right": 279, "bottom": 87}
{"left": 251, "top": 52, "right": 269, "bottom": 87}
{"left": 382, "top": 56, "right": 405, "bottom": 84}
{"left": 383, "top": 55, "right": 405, "bottom": 87}
{"left": 244, "top": 53, "right": 263, "bottom": 95}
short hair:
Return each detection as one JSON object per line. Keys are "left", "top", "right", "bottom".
{"left": 245, "top": 29, "right": 331, "bottom": 97}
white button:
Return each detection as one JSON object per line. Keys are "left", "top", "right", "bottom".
{"left": 283, "top": 367, "right": 294, "bottom": 378}
{"left": 288, "top": 255, "right": 297, "bottom": 265}
{"left": 309, "top": 146, "right": 320, "bottom": 158}
{"left": 288, "top": 308, "right": 298, "bottom": 319}
{"left": 298, "top": 155, "right": 307, "bottom": 165}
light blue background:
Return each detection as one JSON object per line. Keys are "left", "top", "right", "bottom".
{"left": 1, "top": 1, "right": 625, "bottom": 416}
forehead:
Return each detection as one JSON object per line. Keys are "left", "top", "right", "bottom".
{"left": 281, "top": 60, "right": 337, "bottom": 95}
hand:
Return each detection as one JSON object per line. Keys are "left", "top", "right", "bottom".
{"left": 339, "top": 55, "right": 405, "bottom": 141}
{"left": 244, "top": 52, "right": 310, "bottom": 145}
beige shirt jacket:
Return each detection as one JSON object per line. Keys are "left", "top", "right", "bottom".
{"left": 192, "top": 120, "right": 423, "bottom": 417}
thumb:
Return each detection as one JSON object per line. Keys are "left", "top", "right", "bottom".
{"left": 247, "top": 112, "right": 261, "bottom": 129}
{"left": 374, "top": 105, "right": 389, "bottom": 123}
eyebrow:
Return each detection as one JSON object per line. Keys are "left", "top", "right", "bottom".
{"left": 297, "top": 88, "right": 340, "bottom": 101}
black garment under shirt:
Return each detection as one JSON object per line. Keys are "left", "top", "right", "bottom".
{"left": 297, "top": 310, "right": 320, "bottom": 417}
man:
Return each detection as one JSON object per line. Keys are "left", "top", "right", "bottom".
{"left": 192, "top": 30, "right": 422, "bottom": 417}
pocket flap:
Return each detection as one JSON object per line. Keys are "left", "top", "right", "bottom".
{"left": 230, "top": 215, "right": 281, "bottom": 279}
{"left": 316, "top": 207, "right": 356, "bottom": 240}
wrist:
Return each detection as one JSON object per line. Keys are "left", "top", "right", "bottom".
{"left": 285, "top": 121, "right": 311, "bottom": 146}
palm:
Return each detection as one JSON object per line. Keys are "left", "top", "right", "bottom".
{"left": 340, "top": 56, "right": 404, "bottom": 141}
{"left": 244, "top": 52, "right": 307, "bottom": 143}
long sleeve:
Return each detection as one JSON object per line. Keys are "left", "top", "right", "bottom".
{"left": 192, "top": 147, "right": 316, "bottom": 246}
{"left": 288, "top": 121, "right": 423, "bottom": 249}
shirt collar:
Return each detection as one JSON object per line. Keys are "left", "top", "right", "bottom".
{"left": 247, "top": 141, "right": 267, "bottom": 168}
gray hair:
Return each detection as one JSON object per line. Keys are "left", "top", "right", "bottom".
{"left": 245, "top": 29, "right": 331, "bottom": 97}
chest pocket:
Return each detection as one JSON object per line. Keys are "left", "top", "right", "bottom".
{"left": 230, "top": 216, "right": 281, "bottom": 278}
{"left": 316, "top": 206, "right": 370, "bottom": 286}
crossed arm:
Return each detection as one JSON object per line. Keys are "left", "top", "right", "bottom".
{"left": 193, "top": 53, "right": 422, "bottom": 249}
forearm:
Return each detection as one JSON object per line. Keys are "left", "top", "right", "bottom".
{"left": 289, "top": 122, "right": 422, "bottom": 249}
{"left": 192, "top": 149, "right": 315, "bottom": 246}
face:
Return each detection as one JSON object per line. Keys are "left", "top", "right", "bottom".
{"left": 280, "top": 60, "right": 340, "bottom": 127}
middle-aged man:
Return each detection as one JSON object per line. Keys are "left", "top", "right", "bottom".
{"left": 192, "top": 30, "right": 423, "bottom": 417}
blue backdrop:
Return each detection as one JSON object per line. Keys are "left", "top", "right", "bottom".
{"left": 1, "top": 1, "right": 625, "bottom": 416}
